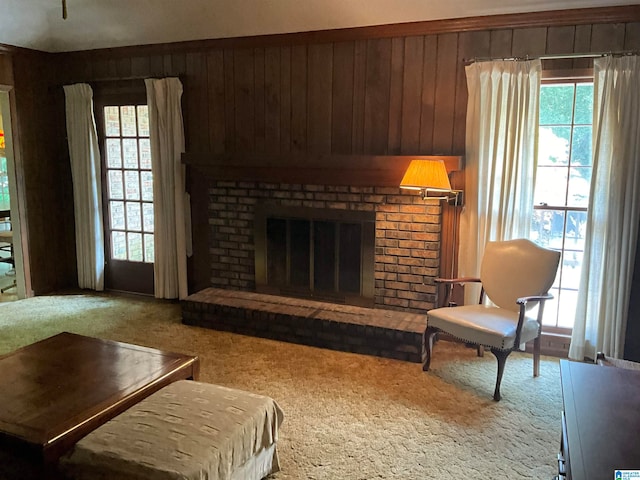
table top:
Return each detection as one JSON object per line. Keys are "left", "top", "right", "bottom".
{"left": 560, "top": 359, "right": 640, "bottom": 480}
{"left": 0, "top": 332, "right": 199, "bottom": 463}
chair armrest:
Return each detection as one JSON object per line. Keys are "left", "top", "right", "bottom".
{"left": 516, "top": 293, "right": 554, "bottom": 305}
{"left": 435, "top": 277, "right": 481, "bottom": 284}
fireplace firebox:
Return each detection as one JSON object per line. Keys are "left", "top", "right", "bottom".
{"left": 255, "top": 205, "right": 375, "bottom": 307}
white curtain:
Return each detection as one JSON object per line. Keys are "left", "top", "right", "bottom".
{"left": 459, "top": 60, "right": 541, "bottom": 304}
{"left": 145, "top": 77, "right": 190, "bottom": 299}
{"left": 569, "top": 56, "right": 640, "bottom": 361}
{"left": 64, "top": 83, "right": 104, "bottom": 291}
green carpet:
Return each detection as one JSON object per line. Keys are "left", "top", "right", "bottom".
{"left": 0, "top": 292, "right": 562, "bottom": 479}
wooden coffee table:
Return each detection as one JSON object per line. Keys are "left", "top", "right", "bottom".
{"left": 0, "top": 332, "right": 199, "bottom": 470}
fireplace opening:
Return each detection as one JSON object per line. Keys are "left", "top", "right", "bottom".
{"left": 255, "top": 205, "right": 375, "bottom": 307}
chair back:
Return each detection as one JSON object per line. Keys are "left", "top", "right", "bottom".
{"left": 480, "top": 239, "right": 560, "bottom": 312}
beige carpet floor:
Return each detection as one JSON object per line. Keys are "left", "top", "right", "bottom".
{"left": 0, "top": 292, "right": 563, "bottom": 479}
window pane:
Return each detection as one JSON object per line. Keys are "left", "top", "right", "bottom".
{"left": 106, "top": 139, "right": 122, "bottom": 168}
{"left": 570, "top": 125, "right": 592, "bottom": 166}
{"left": 533, "top": 167, "right": 568, "bottom": 207}
{"left": 108, "top": 170, "right": 124, "bottom": 200}
{"left": 120, "top": 106, "right": 137, "bottom": 137}
{"left": 141, "top": 171, "right": 153, "bottom": 201}
{"left": 142, "top": 202, "right": 154, "bottom": 232}
{"left": 139, "top": 138, "right": 152, "bottom": 169}
{"left": 574, "top": 83, "right": 594, "bottom": 124}
{"left": 540, "top": 84, "right": 575, "bottom": 125}
{"left": 126, "top": 202, "right": 142, "bottom": 231}
{"left": 538, "top": 126, "right": 570, "bottom": 166}
{"left": 109, "top": 201, "right": 125, "bottom": 229}
{"left": 144, "top": 233, "right": 154, "bottom": 263}
{"left": 111, "top": 231, "right": 127, "bottom": 260}
{"left": 561, "top": 251, "right": 583, "bottom": 290}
{"left": 137, "top": 106, "right": 149, "bottom": 137}
{"left": 533, "top": 209, "right": 566, "bottom": 249}
{"left": 565, "top": 211, "right": 587, "bottom": 248}
{"left": 122, "top": 138, "right": 139, "bottom": 169}
{"left": 104, "top": 107, "right": 120, "bottom": 136}
{"left": 567, "top": 167, "right": 591, "bottom": 208}
{"left": 124, "top": 170, "right": 140, "bottom": 200}
{"left": 128, "top": 232, "right": 143, "bottom": 262}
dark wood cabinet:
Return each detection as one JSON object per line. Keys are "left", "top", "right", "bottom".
{"left": 559, "top": 359, "right": 640, "bottom": 480}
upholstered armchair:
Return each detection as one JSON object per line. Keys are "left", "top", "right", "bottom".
{"left": 423, "top": 239, "right": 560, "bottom": 401}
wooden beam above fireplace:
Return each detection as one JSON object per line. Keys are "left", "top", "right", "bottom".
{"left": 183, "top": 153, "right": 463, "bottom": 187}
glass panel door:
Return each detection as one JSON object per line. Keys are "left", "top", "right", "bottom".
{"left": 100, "top": 103, "right": 154, "bottom": 294}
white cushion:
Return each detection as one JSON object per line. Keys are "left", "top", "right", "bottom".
{"left": 428, "top": 304, "right": 539, "bottom": 350}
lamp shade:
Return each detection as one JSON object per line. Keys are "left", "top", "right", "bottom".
{"left": 399, "top": 159, "right": 452, "bottom": 192}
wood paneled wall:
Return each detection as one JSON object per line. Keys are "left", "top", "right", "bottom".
{"left": 9, "top": 7, "right": 640, "bottom": 295}
{"left": 10, "top": 52, "right": 76, "bottom": 294}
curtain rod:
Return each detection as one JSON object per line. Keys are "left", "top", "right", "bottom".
{"left": 465, "top": 50, "right": 639, "bottom": 64}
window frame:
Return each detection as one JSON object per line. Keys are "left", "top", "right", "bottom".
{"left": 536, "top": 68, "right": 594, "bottom": 335}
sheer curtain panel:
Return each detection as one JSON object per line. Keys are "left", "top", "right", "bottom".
{"left": 459, "top": 60, "right": 541, "bottom": 304}
{"left": 570, "top": 56, "right": 640, "bottom": 361}
{"left": 64, "top": 83, "right": 105, "bottom": 291}
{"left": 145, "top": 78, "right": 190, "bottom": 299}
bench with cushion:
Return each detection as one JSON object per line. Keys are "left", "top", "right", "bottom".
{"left": 60, "top": 380, "right": 284, "bottom": 480}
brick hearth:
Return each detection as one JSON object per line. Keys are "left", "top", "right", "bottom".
{"left": 181, "top": 288, "right": 428, "bottom": 363}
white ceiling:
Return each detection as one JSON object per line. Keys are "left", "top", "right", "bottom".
{"left": 0, "top": 0, "right": 637, "bottom": 53}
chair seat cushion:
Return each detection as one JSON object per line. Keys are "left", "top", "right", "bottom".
{"left": 427, "top": 304, "right": 539, "bottom": 350}
{"left": 60, "top": 380, "right": 284, "bottom": 480}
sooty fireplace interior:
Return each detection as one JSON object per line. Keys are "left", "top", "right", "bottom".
{"left": 254, "top": 205, "right": 375, "bottom": 307}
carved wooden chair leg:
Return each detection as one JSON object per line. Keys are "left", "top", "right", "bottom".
{"left": 533, "top": 335, "right": 541, "bottom": 377}
{"left": 422, "top": 327, "right": 439, "bottom": 371}
{"left": 490, "top": 348, "right": 512, "bottom": 401}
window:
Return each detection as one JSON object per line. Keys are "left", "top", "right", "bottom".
{"left": 103, "top": 105, "right": 154, "bottom": 263}
{"left": 530, "top": 78, "right": 594, "bottom": 330}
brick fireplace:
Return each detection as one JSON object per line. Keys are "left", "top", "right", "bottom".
{"left": 207, "top": 180, "right": 443, "bottom": 314}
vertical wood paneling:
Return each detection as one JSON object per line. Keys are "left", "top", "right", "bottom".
{"left": 223, "top": 49, "right": 236, "bottom": 151}
{"left": 207, "top": 51, "right": 226, "bottom": 154}
{"left": 490, "top": 29, "right": 513, "bottom": 58}
{"left": 399, "top": 36, "right": 423, "bottom": 154}
{"left": 116, "top": 57, "right": 132, "bottom": 78}
{"left": 279, "top": 46, "right": 292, "bottom": 153}
{"left": 546, "top": 26, "right": 576, "bottom": 70}
{"left": 352, "top": 40, "right": 367, "bottom": 154}
{"left": 185, "top": 52, "right": 209, "bottom": 153}
{"left": 307, "top": 43, "right": 333, "bottom": 153}
{"left": 625, "top": 22, "right": 640, "bottom": 49}
{"left": 264, "top": 47, "right": 281, "bottom": 154}
{"left": 149, "top": 55, "right": 165, "bottom": 77}
{"left": 90, "top": 58, "right": 111, "bottom": 80}
{"left": 591, "top": 23, "right": 626, "bottom": 52}
{"left": 387, "top": 37, "right": 405, "bottom": 154}
{"left": 512, "top": 27, "right": 548, "bottom": 57}
{"left": 0, "top": 54, "right": 13, "bottom": 85}
{"left": 233, "top": 48, "right": 255, "bottom": 152}
{"left": 572, "top": 25, "right": 593, "bottom": 69}
{"left": 387, "top": 37, "right": 405, "bottom": 155}
{"left": 432, "top": 33, "right": 458, "bottom": 154}
{"left": 363, "top": 38, "right": 392, "bottom": 153}
{"left": 331, "top": 42, "right": 355, "bottom": 154}
{"left": 131, "top": 56, "right": 151, "bottom": 77}
{"left": 170, "top": 54, "right": 187, "bottom": 75}
{"left": 254, "top": 48, "right": 266, "bottom": 153}
{"left": 419, "top": 35, "right": 437, "bottom": 153}
{"left": 290, "top": 45, "right": 308, "bottom": 153}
